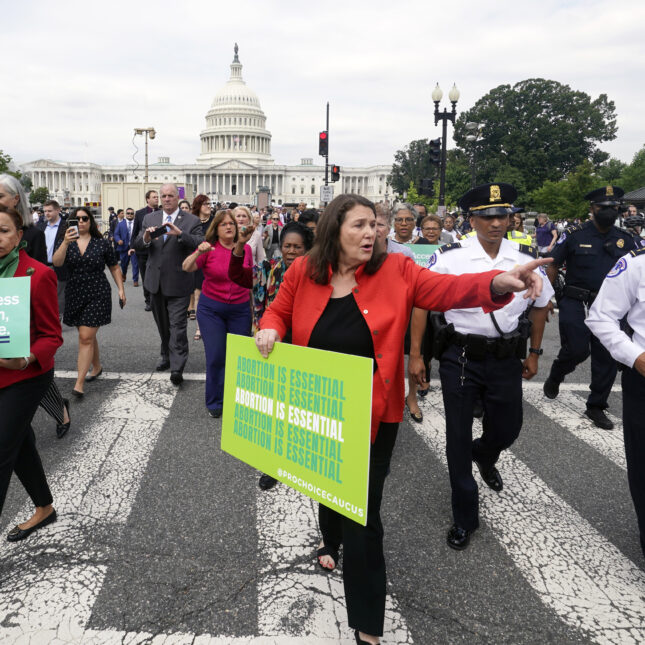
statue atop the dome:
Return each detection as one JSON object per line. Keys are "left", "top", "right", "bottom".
{"left": 233, "top": 43, "right": 239, "bottom": 63}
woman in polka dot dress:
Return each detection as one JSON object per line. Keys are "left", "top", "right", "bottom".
{"left": 53, "top": 207, "right": 125, "bottom": 397}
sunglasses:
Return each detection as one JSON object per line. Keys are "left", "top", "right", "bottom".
{"left": 77, "top": 216, "right": 90, "bottom": 222}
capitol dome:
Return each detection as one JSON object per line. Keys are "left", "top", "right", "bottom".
{"left": 197, "top": 44, "right": 273, "bottom": 166}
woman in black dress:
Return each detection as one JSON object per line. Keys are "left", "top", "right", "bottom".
{"left": 52, "top": 207, "right": 125, "bottom": 396}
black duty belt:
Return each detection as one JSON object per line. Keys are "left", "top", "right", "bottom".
{"left": 563, "top": 285, "right": 598, "bottom": 303}
{"left": 449, "top": 331, "right": 520, "bottom": 360}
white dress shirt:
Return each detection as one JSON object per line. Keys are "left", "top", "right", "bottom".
{"left": 586, "top": 251, "right": 645, "bottom": 368}
{"left": 427, "top": 236, "right": 553, "bottom": 336}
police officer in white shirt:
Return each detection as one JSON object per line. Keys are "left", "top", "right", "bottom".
{"left": 426, "top": 183, "right": 554, "bottom": 550}
{"left": 586, "top": 246, "right": 645, "bottom": 558}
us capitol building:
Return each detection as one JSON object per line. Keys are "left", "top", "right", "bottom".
{"left": 22, "top": 45, "right": 392, "bottom": 208}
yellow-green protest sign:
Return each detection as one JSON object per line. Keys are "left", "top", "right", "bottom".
{"left": 0, "top": 277, "right": 30, "bottom": 359}
{"left": 404, "top": 243, "right": 439, "bottom": 267}
{"left": 221, "top": 334, "right": 373, "bottom": 525}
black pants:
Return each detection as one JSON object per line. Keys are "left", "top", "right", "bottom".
{"left": 439, "top": 345, "right": 523, "bottom": 530}
{"left": 549, "top": 296, "right": 617, "bottom": 409}
{"left": 150, "top": 290, "right": 191, "bottom": 372}
{"left": 622, "top": 367, "right": 645, "bottom": 558}
{"left": 318, "top": 422, "right": 398, "bottom": 637}
{"left": 136, "top": 253, "right": 150, "bottom": 305}
{"left": 0, "top": 370, "right": 54, "bottom": 516}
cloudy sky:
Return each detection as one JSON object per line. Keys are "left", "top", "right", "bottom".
{"left": 4, "top": 0, "right": 644, "bottom": 171}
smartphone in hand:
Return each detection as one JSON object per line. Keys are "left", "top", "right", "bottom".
{"left": 67, "top": 219, "right": 79, "bottom": 236}
{"left": 149, "top": 224, "right": 169, "bottom": 240}
{"left": 119, "top": 298, "right": 125, "bottom": 309}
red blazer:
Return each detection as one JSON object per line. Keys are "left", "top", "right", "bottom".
{"left": 0, "top": 250, "right": 63, "bottom": 389}
{"left": 260, "top": 253, "right": 510, "bottom": 441}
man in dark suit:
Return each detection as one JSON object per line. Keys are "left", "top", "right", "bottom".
{"left": 113, "top": 207, "right": 139, "bottom": 285}
{"left": 37, "top": 199, "right": 68, "bottom": 318}
{"left": 131, "top": 190, "right": 159, "bottom": 310}
{"left": 134, "top": 184, "right": 203, "bottom": 384}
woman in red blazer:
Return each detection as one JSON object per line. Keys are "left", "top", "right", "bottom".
{"left": 0, "top": 205, "right": 63, "bottom": 541}
{"left": 256, "top": 194, "right": 548, "bottom": 645}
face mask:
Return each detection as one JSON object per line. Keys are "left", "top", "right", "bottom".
{"left": 595, "top": 208, "right": 617, "bottom": 228}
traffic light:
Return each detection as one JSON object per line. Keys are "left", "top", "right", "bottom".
{"left": 331, "top": 164, "right": 340, "bottom": 182}
{"left": 429, "top": 138, "right": 441, "bottom": 165}
{"left": 420, "top": 178, "right": 433, "bottom": 196}
{"left": 318, "top": 131, "right": 328, "bottom": 156}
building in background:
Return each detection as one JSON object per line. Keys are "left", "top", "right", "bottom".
{"left": 22, "top": 45, "right": 392, "bottom": 211}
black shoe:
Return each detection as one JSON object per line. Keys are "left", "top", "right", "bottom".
{"left": 7, "top": 510, "right": 57, "bottom": 542}
{"left": 208, "top": 408, "right": 222, "bottom": 418}
{"left": 144, "top": 303, "right": 152, "bottom": 312}
{"left": 56, "top": 399, "right": 71, "bottom": 439}
{"left": 354, "top": 630, "right": 374, "bottom": 645}
{"left": 417, "top": 387, "right": 429, "bottom": 397}
{"left": 543, "top": 377, "right": 560, "bottom": 399}
{"left": 71, "top": 389, "right": 84, "bottom": 398}
{"left": 473, "top": 400, "right": 484, "bottom": 418}
{"left": 473, "top": 458, "right": 503, "bottom": 492}
{"left": 170, "top": 371, "right": 183, "bottom": 385}
{"left": 156, "top": 359, "right": 170, "bottom": 371}
{"left": 85, "top": 368, "right": 103, "bottom": 382}
{"left": 585, "top": 407, "right": 614, "bottom": 430}
{"left": 446, "top": 524, "right": 474, "bottom": 550}
{"left": 259, "top": 474, "right": 277, "bottom": 490}
{"left": 406, "top": 401, "right": 423, "bottom": 423}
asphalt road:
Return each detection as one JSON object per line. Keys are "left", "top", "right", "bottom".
{"left": 0, "top": 276, "right": 642, "bottom": 644}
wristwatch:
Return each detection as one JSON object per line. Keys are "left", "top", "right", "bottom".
{"left": 528, "top": 347, "right": 543, "bottom": 356}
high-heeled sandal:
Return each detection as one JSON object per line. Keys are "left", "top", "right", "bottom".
{"left": 56, "top": 399, "right": 71, "bottom": 439}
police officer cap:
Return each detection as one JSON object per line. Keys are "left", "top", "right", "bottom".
{"left": 511, "top": 206, "right": 525, "bottom": 214}
{"left": 584, "top": 185, "right": 624, "bottom": 206}
{"left": 457, "top": 183, "right": 518, "bottom": 217}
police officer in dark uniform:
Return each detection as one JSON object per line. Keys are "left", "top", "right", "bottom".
{"left": 543, "top": 186, "right": 637, "bottom": 429}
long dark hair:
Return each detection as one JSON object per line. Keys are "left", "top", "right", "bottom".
{"left": 307, "top": 194, "right": 386, "bottom": 284}
{"left": 73, "top": 207, "right": 102, "bottom": 239}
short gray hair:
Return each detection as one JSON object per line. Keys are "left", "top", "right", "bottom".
{"left": 160, "top": 183, "right": 179, "bottom": 196}
{"left": 0, "top": 174, "right": 31, "bottom": 226}
{"left": 392, "top": 203, "right": 416, "bottom": 219}
{"left": 374, "top": 202, "right": 392, "bottom": 226}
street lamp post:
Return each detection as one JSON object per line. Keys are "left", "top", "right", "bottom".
{"left": 465, "top": 121, "right": 484, "bottom": 188}
{"left": 134, "top": 127, "right": 156, "bottom": 183}
{"left": 432, "top": 83, "right": 459, "bottom": 214}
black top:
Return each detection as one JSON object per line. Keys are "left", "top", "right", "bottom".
{"left": 414, "top": 237, "right": 432, "bottom": 245}
{"left": 308, "top": 293, "right": 376, "bottom": 371}
{"left": 22, "top": 225, "right": 47, "bottom": 264}
{"left": 271, "top": 226, "right": 280, "bottom": 244}
{"left": 548, "top": 221, "right": 637, "bottom": 291}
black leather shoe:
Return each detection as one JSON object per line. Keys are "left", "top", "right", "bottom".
{"left": 543, "top": 377, "right": 560, "bottom": 399}
{"left": 585, "top": 407, "right": 614, "bottom": 430}
{"left": 259, "top": 474, "right": 277, "bottom": 490}
{"left": 71, "top": 389, "right": 84, "bottom": 398}
{"left": 144, "top": 303, "right": 152, "bottom": 312}
{"left": 208, "top": 408, "right": 222, "bottom": 418}
{"left": 473, "top": 458, "right": 503, "bottom": 491}
{"left": 170, "top": 371, "right": 183, "bottom": 385}
{"left": 7, "top": 510, "right": 57, "bottom": 542}
{"left": 446, "top": 524, "right": 474, "bottom": 550}
{"left": 85, "top": 368, "right": 103, "bottom": 382}
{"left": 56, "top": 399, "right": 71, "bottom": 439}
{"left": 156, "top": 359, "right": 170, "bottom": 371}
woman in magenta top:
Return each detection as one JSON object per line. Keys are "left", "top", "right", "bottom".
{"left": 182, "top": 209, "right": 252, "bottom": 417}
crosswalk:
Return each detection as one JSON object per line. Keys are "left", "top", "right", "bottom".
{"left": 0, "top": 373, "right": 642, "bottom": 644}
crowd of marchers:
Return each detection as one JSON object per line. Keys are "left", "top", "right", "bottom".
{"left": 1, "top": 172, "right": 645, "bottom": 645}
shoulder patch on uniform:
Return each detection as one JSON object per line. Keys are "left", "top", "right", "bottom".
{"left": 438, "top": 242, "right": 461, "bottom": 253}
{"left": 565, "top": 224, "right": 583, "bottom": 234}
{"left": 518, "top": 245, "right": 538, "bottom": 258}
{"left": 427, "top": 253, "right": 438, "bottom": 268}
{"left": 607, "top": 257, "right": 628, "bottom": 278}
{"left": 629, "top": 246, "right": 645, "bottom": 257}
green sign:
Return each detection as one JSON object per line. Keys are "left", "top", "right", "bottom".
{"left": 405, "top": 243, "right": 439, "bottom": 267}
{"left": 0, "top": 277, "right": 30, "bottom": 359}
{"left": 222, "top": 334, "right": 373, "bottom": 525}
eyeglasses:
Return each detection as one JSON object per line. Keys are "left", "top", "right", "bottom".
{"left": 126, "top": 212, "right": 134, "bottom": 215}
{"left": 394, "top": 218, "right": 415, "bottom": 224}
{"left": 77, "top": 216, "right": 90, "bottom": 222}
{"left": 423, "top": 226, "right": 441, "bottom": 232}
{"left": 271, "top": 218, "right": 280, "bottom": 221}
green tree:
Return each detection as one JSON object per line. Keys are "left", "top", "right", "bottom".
{"left": 453, "top": 79, "right": 617, "bottom": 196}
{"left": 20, "top": 175, "right": 33, "bottom": 192}
{"left": 30, "top": 186, "right": 49, "bottom": 205}
{"left": 444, "top": 148, "right": 471, "bottom": 207}
{"left": 620, "top": 146, "right": 645, "bottom": 193}
{"left": 0, "top": 150, "right": 21, "bottom": 179}
{"left": 597, "top": 157, "right": 627, "bottom": 184}
{"left": 529, "top": 160, "right": 598, "bottom": 220}
{"left": 388, "top": 139, "right": 436, "bottom": 195}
